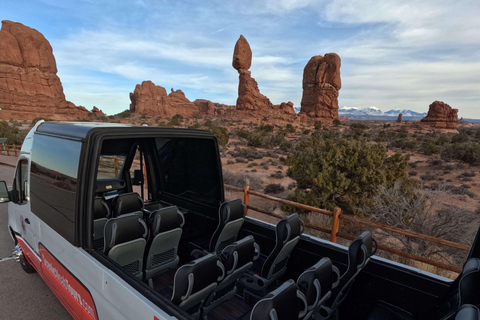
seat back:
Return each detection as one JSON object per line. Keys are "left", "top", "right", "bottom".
{"left": 209, "top": 198, "right": 246, "bottom": 252}
{"left": 113, "top": 192, "right": 144, "bottom": 216}
{"left": 329, "top": 231, "right": 377, "bottom": 311}
{"left": 144, "top": 206, "right": 185, "bottom": 281}
{"left": 261, "top": 213, "right": 304, "bottom": 281}
{"left": 172, "top": 253, "right": 225, "bottom": 316}
{"left": 104, "top": 213, "right": 148, "bottom": 279}
{"left": 250, "top": 279, "right": 307, "bottom": 320}
{"left": 459, "top": 258, "right": 480, "bottom": 309}
{"left": 203, "top": 235, "right": 258, "bottom": 315}
{"left": 297, "top": 257, "right": 340, "bottom": 319}
{"left": 455, "top": 305, "right": 480, "bottom": 320}
{"left": 93, "top": 197, "right": 110, "bottom": 251}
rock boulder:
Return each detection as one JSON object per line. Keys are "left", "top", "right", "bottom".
{"left": 300, "top": 53, "right": 341, "bottom": 119}
{"left": 420, "top": 101, "right": 458, "bottom": 129}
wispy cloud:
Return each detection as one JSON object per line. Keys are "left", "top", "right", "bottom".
{"left": 9, "top": 0, "right": 477, "bottom": 117}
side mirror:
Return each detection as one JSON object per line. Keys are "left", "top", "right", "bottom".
{"left": 132, "top": 169, "right": 144, "bottom": 186}
{"left": 0, "top": 181, "right": 11, "bottom": 203}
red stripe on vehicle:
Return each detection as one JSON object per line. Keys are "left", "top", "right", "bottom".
{"left": 39, "top": 244, "right": 98, "bottom": 320}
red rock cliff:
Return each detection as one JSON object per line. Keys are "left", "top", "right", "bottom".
{"left": 0, "top": 21, "right": 89, "bottom": 120}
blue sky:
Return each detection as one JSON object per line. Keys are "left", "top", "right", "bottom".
{"left": 3, "top": 0, "right": 480, "bottom": 118}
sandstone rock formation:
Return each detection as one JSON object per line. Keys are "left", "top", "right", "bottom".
{"left": 0, "top": 21, "right": 90, "bottom": 120}
{"left": 130, "top": 81, "right": 232, "bottom": 117}
{"left": 397, "top": 114, "right": 403, "bottom": 123}
{"left": 232, "top": 35, "right": 273, "bottom": 111}
{"left": 420, "top": 101, "right": 458, "bottom": 129}
{"left": 279, "top": 102, "right": 295, "bottom": 115}
{"left": 300, "top": 53, "right": 341, "bottom": 119}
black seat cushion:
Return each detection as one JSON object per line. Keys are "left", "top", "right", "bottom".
{"left": 455, "top": 304, "right": 480, "bottom": 320}
{"left": 150, "top": 206, "right": 183, "bottom": 236}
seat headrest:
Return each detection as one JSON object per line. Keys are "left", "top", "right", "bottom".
{"left": 94, "top": 197, "right": 110, "bottom": 219}
{"left": 172, "top": 253, "right": 222, "bottom": 305}
{"left": 104, "top": 213, "right": 147, "bottom": 254}
{"left": 297, "top": 257, "right": 333, "bottom": 305}
{"left": 114, "top": 192, "right": 144, "bottom": 216}
{"left": 455, "top": 304, "right": 480, "bottom": 320}
{"left": 459, "top": 258, "right": 480, "bottom": 308}
{"left": 221, "top": 235, "right": 255, "bottom": 273}
{"left": 219, "top": 198, "right": 245, "bottom": 223}
{"left": 348, "top": 231, "right": 376, "bottom": 269}
{"left": 251, "top": 279, "right": 299, "bottom": 320}
{"left": 277, "top": 213, "right": 303, "bottom": 244}
{"left": 151, "top": 206, "right": 184, "bottom": 235}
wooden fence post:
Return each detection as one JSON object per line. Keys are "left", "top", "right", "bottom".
{"left": 113, "top": 156, "right": 118, "bottom": 177}
{"left": 244, "top": 185, "right": 250, "bottom": 216}
{"left": 6, "top": 144, "right": 10, "bottom": 156}
{"left": 13, "top": 144, "right": 18, "bottom": 157}
{"left": 330, "top": 207, "right": 342, "bottom": 243}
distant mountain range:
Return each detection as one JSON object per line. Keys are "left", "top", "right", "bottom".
{"left": 292, "top": 105, "right": 480, "bottom": 122}
{"left": 338, "top": 106, "right": 427, "bottom": 120}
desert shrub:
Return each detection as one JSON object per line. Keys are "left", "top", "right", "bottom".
{"left": 451, "top": 132, "right": 469, "bottom": 144}
{"left": 280, "top": 141, "right": 293, "bottom": 152}
{"left": 333, "top": 119, "right": 341, "bottom": 126}
{"left": 270, "top": 171, "right": 284, "bottom": 179}
{"left": 409, "top": 171, "right": 417, "bottom": 176}
{"left": 0, "top": 121, "right": 26, "bottom": 144}
{"left": 362, "top": 181, "right": 476, "bottom": 267}
{"left": 421, "top": 141, "right": 441, "bottom": 155}
{"left": 350, "top": 123, "right": 369, "bottom": 130}
{"left": 247, "top": 162, "right": 258, "bottom": 168}
{"left": 285, "top": 123, "right": 296, "bottom": 134}
{"left": 115, "top": 109, "right": 132, "bottom": 118}
{"left": 278, "top": 165, "right": 283, "bottom": 169}
{"left": 441, "top": 143, "right": 480, "bottom": 166}
{"left": 235, "top": 157, "right": 248, "bottom": 163}
{"left": 314, "top": 121, "right": 322, "bottom": 130}
{"left": 436, "top": 134, "right": 451, "bottom": 145}
{"left": 222, "top": 170, "right": 263, "bottom": 190}
{"left": 420, "top": 172, "right": 437, "bottom": 181}
{"left": 286, "top": 135, "right": 410, "bottom": 214}
{"left": 231, "top": 147, "right": 263, "bottom": 159}
{"left": 226, "top": 160, "right": 234, "bottom": 165}
{"left": 203, "top": 121, "right": 229, "bottom": 146}
{"left": 288, "top": 182, "right": 297, "bottom": 190}
{"left": 389, "top": 139, "right": 417, "bottom": 150}
{"left": 264, "top": 183, "right": 285, "bottom": 194}
{"left": 459, "top": 171, "right": 476, "bottom": 178}
{"left": 258, "top": 124, "right": 274, "bottom": 133}
{"left": 169, "top": 114, "right": 184, "bottom": 126}
{"left": 302, "top": 129, "right": 311, "bottom": 135}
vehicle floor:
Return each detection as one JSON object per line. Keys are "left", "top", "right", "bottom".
{"left": 152, "top": 268, "right": 253, "bottom": 319}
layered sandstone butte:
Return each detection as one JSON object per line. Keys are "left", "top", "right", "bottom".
{"left": 420, "top": 101, "right": 458, "bottom": 129}
{"left": 130, "top": 81, "right": 231, "bottom": 117}
{"left": 300, "top": 53, "right": 341, "bottom": 119}
{"left": 0, "top": 20, "right": 90, "bottom": 120}
{"left": 232, "top": 35, "right": 273, "bottom": 111}
{"left": 397, "top": 114, "right": 403, "bottom": 123}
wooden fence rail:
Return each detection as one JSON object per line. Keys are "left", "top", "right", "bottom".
{"left": 225, "top": 184, "right": 469, "bottom": 274}
{"left": 1, "top": 144, "right": 20, "bottom": 157}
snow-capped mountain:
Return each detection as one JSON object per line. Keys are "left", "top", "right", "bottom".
{"left": 338, "top": 106, "right": 427, "bottom": 120}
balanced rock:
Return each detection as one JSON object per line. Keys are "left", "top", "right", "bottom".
{"left": 0, "top": 21, "right": 90, "bottom": 120}
{"left": 300, "top": 53, "right": 341, "bottom": 119}
{"left": 420, "top": 101, "right": 458, "bottom": 129}
{"left": 397, "top": 114, "right": 403, "bottom": 123}
{"left": 232, "top": 35, "right": 273, "bottom": 111}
